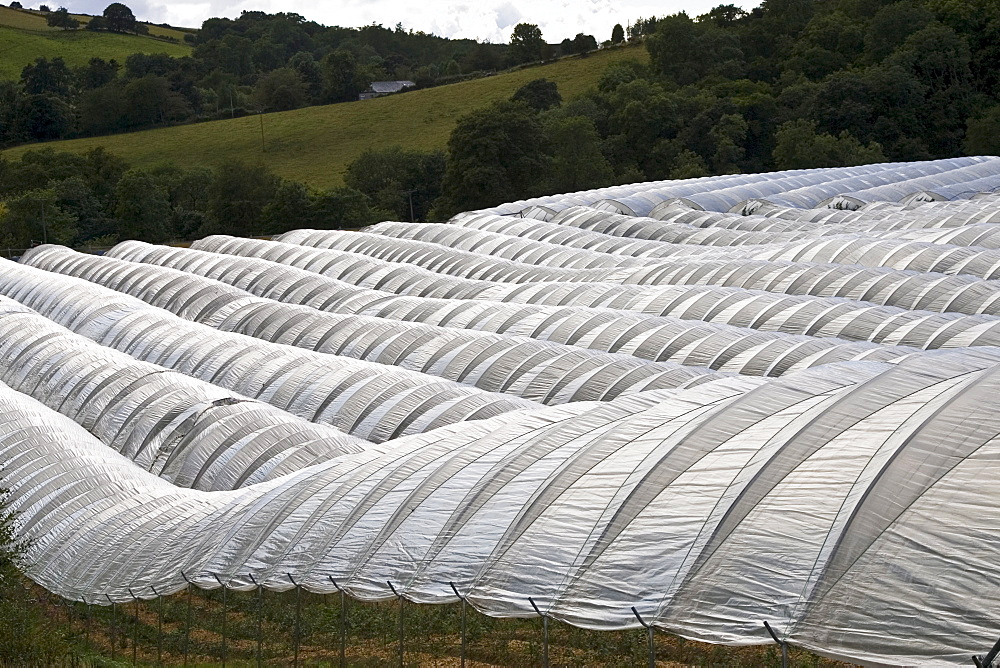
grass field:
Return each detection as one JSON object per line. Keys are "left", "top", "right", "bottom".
{"left": 0, "top": 6, "right": 191, "bottom": 80}
{"left": 1, "top": 44, "right": 649, "bottom": 190}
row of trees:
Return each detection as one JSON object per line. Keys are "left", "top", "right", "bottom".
{"left": 43, "top": 3, "right": 142, "bottom": 33}
{"left": 0, "top": 148, "right": 386, "bottom": 251}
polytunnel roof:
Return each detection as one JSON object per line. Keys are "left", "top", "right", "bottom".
{"left": 3, "top": 160, "right": 1000, "bottom": 667}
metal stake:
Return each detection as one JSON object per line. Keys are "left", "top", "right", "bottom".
{"left": 249, "top": 574, "right": 263, "bottom": 668}
{"left": 528, "top": 597, "right": 548, "bottom": 668}
{"left": 288, "top": 573, "right": 302, "bottom": 667}
{"left": 128, "top": 588, "right": 139, "bottom": 667}
{"left": 387, "top": 581, "right": 404, "bottom": 668}
{"left": 151, "top": 586, "right": 163, "bottom": 667}
{"left": 181, "top": 571, "right": 193, "bottom": 666}
{"left": 449, "top": 582, "right": 467, "bottom": 668}
{"left": 975, "top": 634, "right": 1000, "bottom": 668}
{"left": 212, "top": 574, "right": 228, "bottom": 667}
{"left": 764, "top": 621, "right": 788, "bottom": 668}
{"left": 84, "top": 597, "right": 91, "bottom": 651}
{"left": 106, "top": 594, "right": 117, "bottom": 662}
{"left": 631, "top": 607, "right": 655, "bottom": 668}
{"left": 330, "top": 577, "right": 347, "bottom": 668}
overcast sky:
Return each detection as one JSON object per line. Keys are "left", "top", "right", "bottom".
{"left": 52, "top": 0, "right": 759, "bottom": 43}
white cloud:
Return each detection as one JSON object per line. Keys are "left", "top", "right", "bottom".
{"left": 65, "top": 0, "right": 758, "bottom": 42}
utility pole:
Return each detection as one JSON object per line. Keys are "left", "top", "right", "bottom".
{"left": 402, "top": 189, "right": 417, "bottom": 222}
{"left": 258, "top": 110, "right": 266, "bottom": 153}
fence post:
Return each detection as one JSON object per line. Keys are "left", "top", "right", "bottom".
{"left": 105, "top": 594, "right": 117, "bottom": 662}
{"left": 83, "top": 597, "right": 91, "bottom": 652}
{"left": 528, "top": 597, "right": 549, "bottom": 668}
{"left": 288, "top": 573, "right": 302, "bottom": 667}
{"left": 387, "top": 581, "right": 404, "bottom": 668}
{"left": 764, "top": 621, "right": 788, "bottom": 668}
{"left": 180, "top": 571, "right": 193, "bottom": 666}
{"left": 330, "top": 577, "right": 347, "bottom": 668}
{"left": 212, "top": 574, "right": 228, "bottom": 668}
{"left": 449, "top": 582, "right": 467, "bottom": 668}
{"left": 151, "top": 586, "right": 163, "bottom": 667}
{"left": 248, "top": 574, "right": 263, "bottom": 668}
{"left": 974, "top": 635, "right": 1000, "bottom": 668}
{"left": 128, "top": 588, "right": 139, "bottom": 667}
{"left": 631, "top": 607, "right": 655, "bottom": 668}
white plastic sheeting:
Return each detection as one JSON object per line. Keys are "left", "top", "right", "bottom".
{"left": 5, "top": 161, "right": 1000, "bottom": 667}
{"left": 0, "top": 295, "right": 368, "bottom": 490}
{"left": 191, "top": 234, "right": 1000, "bottom": 348}
{"left": 2, "top": 350, "right": 999, "bottom": 666}
{"left": 0, "top": 261, "right": 537, "bottom": 442}
{"left": 478, "top": 157, "right": 1000, "bottom": 216}
{"left": 19, "top": 245, "right": 721, "bottom": 401}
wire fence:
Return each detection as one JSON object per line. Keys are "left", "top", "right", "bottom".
{"left": 4, "top": 577, "right": 846, "bottom": 668}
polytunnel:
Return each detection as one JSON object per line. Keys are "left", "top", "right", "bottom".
{"left": 3, "top": 160, "right": 1000, "bottom": 667}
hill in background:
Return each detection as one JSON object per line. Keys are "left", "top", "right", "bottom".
{"left": 1, "top": 45, "right": 647, "bottom": 189}
{"left": 0, "top": 5, "right": 191, "bottom": 80}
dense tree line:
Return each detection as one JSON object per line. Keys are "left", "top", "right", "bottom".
{"left": 1, "top": 6, "right": 601, "bottom": 147}
{"left": 423, "top": 0, "right": 1000, "bottom": 216}
{"left": 0, "top": 148, "right": 384, "bottom": 251}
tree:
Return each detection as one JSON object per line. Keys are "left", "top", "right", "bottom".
{"left": 0, "top": 83, "right": 26, "bottom": 146}
{"left": 38, "top": 3, "right": 49, "bottom": 10}
{"left": 77, "top": 57, "right": 119, "bottom": 89}
{"left": 437, "top": 100, "right": 549, "bottom": 215}
{"left": 772, "top": 119, "right": 885, "bottom": 169}
{"left": 699, "top": 4, "right": 748, "bottom": 27}
{"left": 646, "top": 12, "right": 743, "bottom": 84}
{"left": 45, "top": 7, "right": 78, "bottom": 29}
{"left": 510, "top": 23, "right": 545, "bottom": 63}
{"left": 9, "top": 2, "right": 22, "bottom": 8}
{"left": 103, "top": 2, "right": 136, "bottom": 33}
{"left": 321, "top": 48, "right": 370, "bottom": 102}
{"left": 611, "top": 23, "right": 625, "bottom": 44}
{"left": 114, "top": 169, "right": 170, "bottom": 242}
{"left": 203, "top": 162, "right": 279, "bottom": 236}
{"left": 85, "top": 15, "right": 106, "bottom": 31}
{"left": 964, "top": 105, "right": 1000, "bottom": 154}
{"left": 571, "top": 33, "right": 598, "bottom": 55}
{"left": 543, "top": 115, "right": 614, "bottom": 193}
{"left": 52, "top": 176, "right": 112, "bottom": 241}
{"left": 252, "top": 67, "right": 307, "bottom": 111}
{"left": 20, "top": 57, "right": 73, "bottom": 96}
{"left": 78, "top": 81, "right": 127, "bottom": 135}
{"left": 670, "top": 149, "right": 710, "bottom": 179}
{"left": 19, "top": 94, "right": 73, "bottom": 140}
{"left": 122, "top": 75, "right": 191, "bottom": 128}
{"left": 309, "top": 187, "right": 378, "bottom": 229}
{"left": 260, "top": 180, "right": 312, "bottom": 235}
{"left": 510, "top": 78, "right": 561, "bottom": 111}
{"left": 0, "top": 188, "right": 78, "bottom": 248}
{"left": 344, "top": 147, "right": 445, "bottom": 221}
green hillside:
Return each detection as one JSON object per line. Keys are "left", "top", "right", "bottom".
{"left": 1, "top": 45, "right": 648, "bottom": 190}
{"left": 0, "top": 6, "right": 191, "bottom": 80}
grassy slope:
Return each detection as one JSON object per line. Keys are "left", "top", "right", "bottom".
{"left": 0, "top": 6, "right": 191, "bottom": 80}
{"left": 1, "top": 45, "right": 649, "bottom": 190}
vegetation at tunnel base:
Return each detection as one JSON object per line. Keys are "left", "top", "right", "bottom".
{"left": 0, "top": 44, "right": 648, "bottom": 190}
{"left": 9, "top": 576, "right": 856, "bottom": 667}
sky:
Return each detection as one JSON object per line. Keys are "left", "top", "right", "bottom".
{"left": 54, "top": 0, "right": 759, "bottom": 44}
